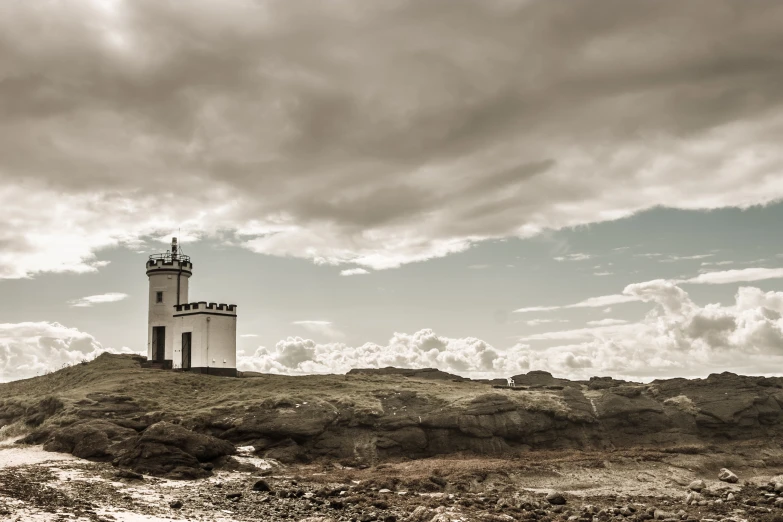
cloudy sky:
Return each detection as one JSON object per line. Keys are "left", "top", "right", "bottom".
{"left": 2, "top": 0, "right": 783, "bottom": 382}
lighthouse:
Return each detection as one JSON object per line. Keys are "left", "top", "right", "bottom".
{"left": 146, "top": 238, "right": 238, "bottom": 377}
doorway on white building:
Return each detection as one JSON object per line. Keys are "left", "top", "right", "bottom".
{"left": 181, "top": 332, "right": 191, "bottom": 370}
{"left": 152, "top": 326, "right": 165, "bottom": 362}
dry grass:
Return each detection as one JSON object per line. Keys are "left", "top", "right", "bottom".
{"left": 0, "top": 354, "right": 575, "bottom": 427}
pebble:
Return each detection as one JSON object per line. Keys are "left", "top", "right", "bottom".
{"left": 718, "top": 468, "right": 739, "bottom": 483}
{"left": 545, "top": 491, "right": 566, "bottom": 505}
{"left": 688, "top": 479, "right": 706, "bottom": 492}
{"left": 253, "top": 479, "right": 272, "bottom": 492}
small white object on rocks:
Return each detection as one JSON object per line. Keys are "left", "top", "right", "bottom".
{"left": 718, "top": 468, "right": 739, "bottom": 483}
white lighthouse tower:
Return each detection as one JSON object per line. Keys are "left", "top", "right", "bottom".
{"left": 145, "top": 238, "right": 238, "bottom": 377}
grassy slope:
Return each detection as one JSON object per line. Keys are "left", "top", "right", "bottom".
{"left": 0, "top": 354, "right": 572, "bottom": 422}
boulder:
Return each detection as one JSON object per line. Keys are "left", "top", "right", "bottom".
{"left": 113, "top": 422, "right": 235, "bottom": 479}
{"left": 42, "top": 420, "right": 137, "bottom": 459}
{"left": 512, "top": 371, "right": 556, "bottom": 386}
{"left": 139, "top": 421, "right": 235, "bottom": 461}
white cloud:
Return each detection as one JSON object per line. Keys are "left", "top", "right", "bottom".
{"left": 593, "top": 271, "right": 613, "bottom": 276}
{"left": 514, "top": 305, "right": 562, "bottom": 313}
{"left": 516, "top": 266, "right": 783, "bottom": 315}
{"left": 0, "top": 322, "right": 137, "bottom": 382}
{"left": 684, "top": 267, "right": 783, "bottom": 285}
{"left": 515, "top": 283, "right": 783, "bottom": 379}
{"left": 292, "top": 320, "right": 345, "bottom": 340}
{"left": 569, "top": 294, "right": 640, "bottom": 309}
{"left": 586, "top": 318, "right": 629, "bottom": 327}
{"left": 660, "top": 254, "right": 714, "bottom": 263}
{"left": 240, "top": 334, "right": 258, "bottom": 338}
{"left": 238, "top": 282, "right": 783, "bottom": 380}
{"left": 3, "top": 2, "right": 783, "bottom": 277}
{"left": 525, "top": 318, "right": 569, "bottom": 326}
{"left": 68, "top": 292, "right": 128, "bottom": 308}
{"left": 238, "top": 329, "right": 529, "bottom": 378}
{"left": 514, "top": 293, "right": 640, "bottom": 313}
{"left": 554, "top": 253, "right": 592, "bottom": 262}
{"left": 340, "top": 268, "right": 370, "bottom": 276}
{"left": 519, "top": 323, "right": 636, "bottom": 342}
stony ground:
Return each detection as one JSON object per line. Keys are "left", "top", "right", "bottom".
{"left": 2, "top": 442, "right": 783, "bottom": 522}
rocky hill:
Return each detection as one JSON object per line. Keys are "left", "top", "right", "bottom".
{"left": 1, "top": 353, "right": 782, "bottom": 481}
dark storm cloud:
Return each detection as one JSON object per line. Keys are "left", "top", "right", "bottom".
{"left": 2, "top": 0, "right": 783, "bottom": 275}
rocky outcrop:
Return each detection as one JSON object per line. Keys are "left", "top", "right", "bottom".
{"left": 13, "top": 355, "right": 783, "bottom": 476}
{"left": 511, "top": 371, "right": 557, "bottom": 386}
{"left": 28, "top": 419, "right": 237, "bottom": 479}
{"left": 586, "top": 376, "right": 629, "bottom": 390}
{"left": 202, "top": 373, "right": 783, "bottom": 463}
{"left": 112, "top": 421, "right": 236, "bottom": 479}
{"left": 651, "top": 372, "right": 783, "bottom": 439}
{"left": 347, "top": 367, "right": 467, "bottom": 381}
{"left": 42, "top": 419, "right": 137, "bottom": 459}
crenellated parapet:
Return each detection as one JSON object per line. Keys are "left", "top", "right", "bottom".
{"left": 173, "top": 301, "right": 237, "bottom": 316}
{"left": 146, "top": 255, "right": 193, "bottom": 276}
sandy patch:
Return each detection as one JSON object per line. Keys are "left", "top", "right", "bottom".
{"left": 0, "top": 445, "right": 76, "bottom": 469}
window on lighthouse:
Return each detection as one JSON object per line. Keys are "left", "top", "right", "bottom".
{"left": 156, "top": 291, "right": 163, "bottom": 303}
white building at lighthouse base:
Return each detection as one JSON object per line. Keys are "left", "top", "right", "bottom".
{"left": 171, "top": 302, "right": 237, "bottom": 377}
